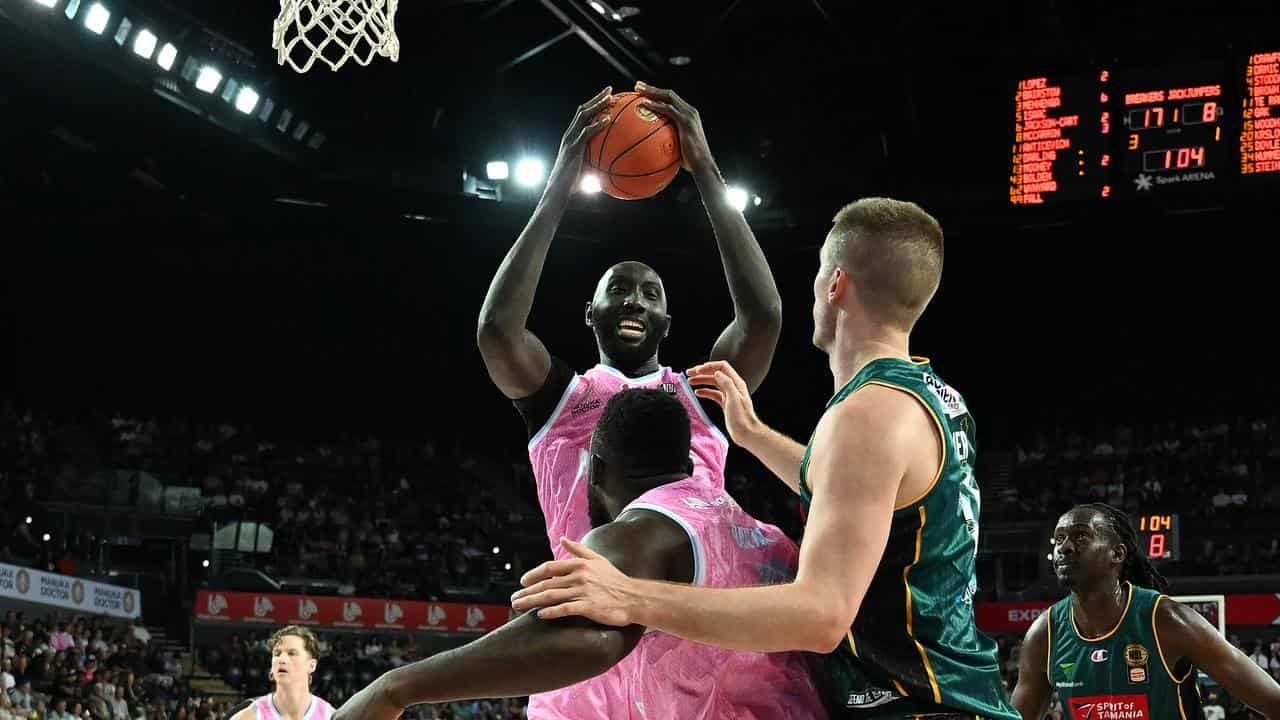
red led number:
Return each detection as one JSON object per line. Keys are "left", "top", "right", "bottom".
{"left": 1148, "top": 533, "right": 1166, "bottom": 558}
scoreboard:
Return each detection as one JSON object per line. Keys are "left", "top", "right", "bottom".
{"left": 1010, "top": 50, "right": 1279, "bottom": 204}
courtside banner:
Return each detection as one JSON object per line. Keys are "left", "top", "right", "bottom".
{"left": 975, "top": 594, "right": 1280, "bottom": 633}
{"left": 0, "top": 562, "right": 141, "bottom": 619}
{"left": 195, "top": 591, "right": 513, "bottom": 633}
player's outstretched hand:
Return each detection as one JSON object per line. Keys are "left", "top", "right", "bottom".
{"left": 333, "top": 677, "right": 403, "bottom": 720}
{"left": 510, "top": 538, "right": 635, "bottom": 627}
{"left": 633, "top": 81, "right": 711, "bottom": 174}
{"left": 549, "top": 86, "right": 614, "bottom": 191}
{"left": 686, "top": 360, "right": 763, "bottom": 447}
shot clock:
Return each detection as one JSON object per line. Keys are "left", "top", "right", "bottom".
{"left": 1136, "top": 513, "right": 1181, "bottom": 561}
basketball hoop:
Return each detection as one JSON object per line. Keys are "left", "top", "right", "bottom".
{"left": 272, "top": 0, "right": 400, "bottom": 73}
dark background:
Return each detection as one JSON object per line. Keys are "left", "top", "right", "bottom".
{"left": 5, "top": 0, "right": 1278, "bottom": 453}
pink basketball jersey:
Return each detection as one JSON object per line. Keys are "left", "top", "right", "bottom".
{"left": 526, "top": 364, "right": 729, "bottom": 720}
{"left": 252, "top": 694, "right": 333, "bottom": 720}
{"left": 527, "top": 364, "right": 728, "bottom": 560}
{"left": 616, "top": 476, "right": 827, "bottom": 720}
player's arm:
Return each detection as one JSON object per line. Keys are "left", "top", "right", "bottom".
{"left": 1156, "top": 600, "right": 1280, "bottom": 718}
{"left": 476, "top": 87, "right": 613, "bottom": 399}
{"left": 1010, "top": 612, "right": 1053, "bottom": 720}
{"left": 632, "top": 83, "right": 781, "bottom": 393}
{"left": 686, "top": 360, "right": 806, "bottom": 493}
{"left": 513, "top": 387, "right": 913, "bottom": 653}
{"left": 334, "top": 515, "right": 689, "bottom": 720}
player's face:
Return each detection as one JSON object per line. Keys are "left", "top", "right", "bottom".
{"left": 1051, "top": 510, "right": 1122, "bottom": 589}
{"left": 811, "top": 238, "right": 839, "bottom": 352}
{"left": 587, "top": 262, "right": 671, "bottom": 371}
{"left": 270, "top": 635, "right": 315, "bottom": 687}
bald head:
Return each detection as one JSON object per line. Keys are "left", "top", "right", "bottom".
{"left": 822, "top": 198, "right": 943, "bottom": 331}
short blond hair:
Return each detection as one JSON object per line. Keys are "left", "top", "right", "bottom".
{"left": 269, "top": 626, "right": 320, "bottom": 659}
{"left": 825, "top": 197, "right": 943, "bottom": 330}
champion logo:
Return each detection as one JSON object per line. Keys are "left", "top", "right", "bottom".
{"left": 1091, "top": 649, "right": 1110, "bottom": 663}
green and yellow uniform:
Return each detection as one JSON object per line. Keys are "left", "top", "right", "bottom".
{"left": 799, "top": 357, "right": 1017, "bottom": 720}
{"left": 1047, "top": 583, "right": 1203, "bottom": 719}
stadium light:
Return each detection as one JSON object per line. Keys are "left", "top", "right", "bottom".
{"left": 201, "top": 560, "right": 210, "bottom": 568}
{"left": 156, "top": 42, "right": 177, "bottom": 70}
{"left": 25, "top": 516, "right": 32, "bottom": 524}
{"left": 84, "top": 2, "right": 109, "bottom": 34}
{"left": 753, "top": 195, "right": 763, "bottom": 207}
{"left": 195, "top": 66, "right": 222, "bottom": 93}
{"left": 504, "top": 563, "right": 512, "bottom": 571}
{"left": 131, "top": 28, "right": 156, "bottom": 59}
{"left": 514, "top": 158, "right": 545, "bottom": 187}
{"left": 235, "top": 87, "right": 259, "bottom": 114}
{"left": 485, "top": 161, "right": 509, "bottom": 181}
{"left": 726, "top": 186, "right": 749, "bottom": 212}
{"left": 580, "top": 174, "right": 602, "bottom": 194}
{"left": 33, "top": 0, "right": 57, "bottom": 8}
{"left": 42, "top": 533, "right": 51, "bottom": 542}
{"left": 492, "top": 546, "right": 501, "bottom": 555}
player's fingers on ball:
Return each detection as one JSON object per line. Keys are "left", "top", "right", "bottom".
{"left": 639, "top": 101, "right": 679, "bottom": 120}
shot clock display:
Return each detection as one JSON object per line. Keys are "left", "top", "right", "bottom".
{"left": 1136, "top": 513, "right": 1180, "bottom": 561}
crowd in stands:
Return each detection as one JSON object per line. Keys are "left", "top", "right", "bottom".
{"left": 999, "top": 414, "right": 1280, "bottom": 575}
{"left": 199, "top": 632, "right": 525, "bottom": 720}
{"left": 0, "top": 612, "right": 232, "bottom": 720}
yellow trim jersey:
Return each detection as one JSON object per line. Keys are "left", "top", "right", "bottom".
{"left": 798, "top": 357, "right": 1017, "bottom": 719}
{"left": 1047, "top": 584, "right": 1203, "bottom": 720}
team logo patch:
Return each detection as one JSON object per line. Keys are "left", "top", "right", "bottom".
{"left": 1128, "top": 667, "right": 1147, "bottom": 684}
{"left": 1124, "top": 644, "right": 1149, "bottom": 666}
{"left": 1091, "top": 649, "right": 1110, "bottom": 663}
{"left": 658, "top": 382, "right": 677, "bottom": 395}
{"left": 1068, "top": 694, "right": 1149, "bottom": 720}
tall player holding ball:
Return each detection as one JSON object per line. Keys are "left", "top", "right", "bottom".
{"left": 476, "top": 81, "right": 783, "bottom": 718}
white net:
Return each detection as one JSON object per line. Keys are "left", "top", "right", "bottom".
{"left": 272, "top": 0, "right": 400, "bottom": 73}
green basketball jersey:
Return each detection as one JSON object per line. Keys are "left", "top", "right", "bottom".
{"left": 1047, "top": 584, "right": 1203, "bottom": 720}
{"left": 798, "top": 357, "right": 1017, "bottom": 720}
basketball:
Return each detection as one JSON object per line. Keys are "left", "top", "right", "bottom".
{"left": 586, "top": 92, "right": 682, "bottom": 200}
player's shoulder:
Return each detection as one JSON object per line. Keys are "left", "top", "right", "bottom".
{"left": 827, "top": 382, "right": 930, "bottom": 441}
{"left": 227, "top": 700, "right": 257, "bottom": 720}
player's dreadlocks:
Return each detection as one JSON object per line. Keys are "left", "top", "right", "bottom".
{"left": 1080, "top": 503, "right": 1170, "bottom": 593}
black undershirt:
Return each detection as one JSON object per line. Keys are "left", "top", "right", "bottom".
{"left": 511, "top": 356, "right": 575, "bottom": 440}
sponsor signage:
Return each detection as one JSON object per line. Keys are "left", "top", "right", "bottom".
{"left": 195, "top": 591, "right": 511, "bottom": 634}
{"left": 0, "top": 562, "right": 140, "bottom": 619}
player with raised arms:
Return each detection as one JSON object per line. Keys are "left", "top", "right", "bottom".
{"left": 513, "top": 198, "right": 1019, "bottom": 719}
{"left": 476, "top": 81, "right": 782, "bottom": 718}
{"left": 1010, "top": 503, "right": 1280, "bottom": 719}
